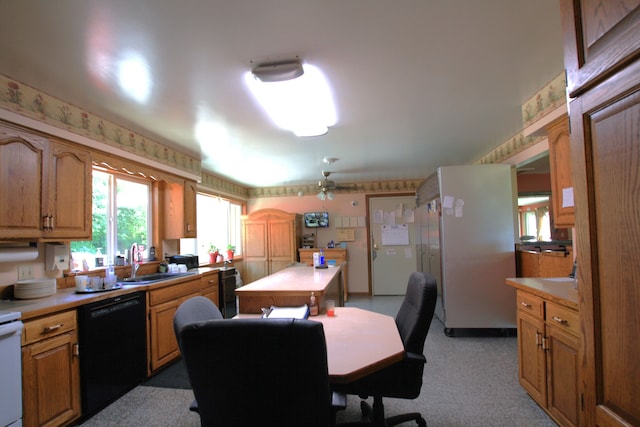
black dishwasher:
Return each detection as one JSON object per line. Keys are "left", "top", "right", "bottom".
{"left": 77, "top": 291, "right": 147, "bottom": 418}
{"left": 219, "top": 267, "right": 237, "bottom": 318}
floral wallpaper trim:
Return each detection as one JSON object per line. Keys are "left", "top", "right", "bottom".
{"left": 200, "top": 171, "right": 250, "bottom": 199}
{"left": 248, "top": 179, "right": 423, "bottom": 198}
{"left": 521, "top": 72, "right": 566, "bottom": 129}
{"left": 0, "top": 74, "right": 201, "bottom": 178}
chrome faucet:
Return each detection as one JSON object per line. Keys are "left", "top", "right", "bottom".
{"left": 130, "top": 242, "right": 139, "bottom": 278}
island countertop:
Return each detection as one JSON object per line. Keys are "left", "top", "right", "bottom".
{"left": 235, "top": 265, "right": 343, "bottom": 314}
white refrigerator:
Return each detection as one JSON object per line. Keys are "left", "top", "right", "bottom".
{"left": 425, "top": 165, "right": 517, "bottom": 335}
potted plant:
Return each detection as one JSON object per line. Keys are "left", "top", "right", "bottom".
{"left": 208, "top": 244, "right": 219, "bottom": 264}
{"left": 226, "top": 244, "right": 235, "bottom": 261}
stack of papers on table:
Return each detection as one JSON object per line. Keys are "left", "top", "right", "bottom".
{"left": 262, "top": 304, "right": 310, "bottom": 319}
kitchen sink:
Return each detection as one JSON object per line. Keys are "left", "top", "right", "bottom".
{"left": 117, "top": 271, "right": 197, "bottom": 285}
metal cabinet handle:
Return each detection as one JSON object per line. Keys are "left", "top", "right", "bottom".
{"left": 520, "top": 301, "right": 532, "bottom": 308}
{"left": 552, "top": 316, "right": 568, "bottom": 325}
{"left": 43, "top": 323, "right": 63, "bottom": 333}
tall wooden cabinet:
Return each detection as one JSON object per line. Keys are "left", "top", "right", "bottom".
{"left": 0, "top": 123, "right": 92, "bottom": 240}
{"left": 559, "top": 1, "right": 640, "bottom": 425}
{"left": 242, "top": 209, "right": 302, "bottom": 284}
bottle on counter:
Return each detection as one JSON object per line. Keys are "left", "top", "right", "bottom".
{"left": 309, "top": 292, "right": 319, "bottom": 316}
{"left": 319, "top": 249, "right": 325, "bottom": 266}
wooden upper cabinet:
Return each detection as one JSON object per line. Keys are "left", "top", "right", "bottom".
{"left": 161, "top": 179, "right": 198, "bottom": 239}
{"left": 0, "top": 128, "right": 46, "bottom": 237}
{"left": 0, "top": 124, "right": 92, "bottom": 239}
{"left": 546, "top": 116, "right": 574, "bottom": 228}
{"left": 45, "top": 141, "right": 92, "bottom": 239}
{"left": 561, "top": 0, "right": 640, "bottom": 97}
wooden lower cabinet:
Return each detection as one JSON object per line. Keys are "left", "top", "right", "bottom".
{"left": 148, "top": 274, "right": 218, "bottom": 373}
{"left": 200, "top": 270, "right": 219, "bottom": 307}
{"left": 22, "top": 311, "right": 80, "bottom": 427}
{"left": 516, "top": 291, "right": 580, "bottom": 426}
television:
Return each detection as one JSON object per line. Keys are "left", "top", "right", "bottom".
{"left": 304, "top": 212, "right": 329, "bottom": 228}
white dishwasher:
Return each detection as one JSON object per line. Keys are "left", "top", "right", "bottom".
{"left": 0, "top": 311, "right": 23, "bottom": 427}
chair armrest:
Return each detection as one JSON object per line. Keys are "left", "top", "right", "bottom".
{"left": 405, "top": 351, "right": 426, "bottom": 364}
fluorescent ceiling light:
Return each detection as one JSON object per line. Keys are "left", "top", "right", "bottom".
{"left": 245, "top": 62, "right": 337, "bottom": 137}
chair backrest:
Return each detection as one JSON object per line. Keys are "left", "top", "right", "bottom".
{"left": 173, "top": 296, "right": 223, "bottom": 353}
{"left": 180, "top": 318, "right": 333, "bottom": 427}
{"left": 395, "top": 272, "right": 438, "bottom": 354}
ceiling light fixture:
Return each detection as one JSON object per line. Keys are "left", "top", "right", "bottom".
{"left": 245, "top": 60, "right": 337, "bottom": 137}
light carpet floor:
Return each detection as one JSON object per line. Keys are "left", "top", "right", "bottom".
{"left": 80, "top": 296, "right": 556, "bottom": 426}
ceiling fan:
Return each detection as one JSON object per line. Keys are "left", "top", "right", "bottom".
{"left": 317, "top": 170, "right": 349, "bottom": 200}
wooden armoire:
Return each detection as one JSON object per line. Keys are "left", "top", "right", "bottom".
{"left": 559, "top": 1, "right": 640, "bottom": 426}
{"left": 241, "top": 209, "right": 302, "bottom": 284}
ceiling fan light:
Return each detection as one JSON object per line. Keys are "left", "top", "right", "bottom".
{"left": 317, "top": 191, "right": 326, "bottom": 200}
{"left": 327, "top": 191, "right": 334, "bottom": 200}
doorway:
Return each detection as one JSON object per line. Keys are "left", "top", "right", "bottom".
{"left": 367, "top": 194, "right": 417, "bottom": 295}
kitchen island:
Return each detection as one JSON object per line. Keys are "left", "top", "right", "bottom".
{"left": 235, "top": 265, "right": 343, "bottom": 314}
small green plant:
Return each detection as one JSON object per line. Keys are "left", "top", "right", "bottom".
{"left": 227, "top": 244, "right": 235, "bottom": 252}
{"left": 208, "top": 244, "right": 219, "bottom": 254}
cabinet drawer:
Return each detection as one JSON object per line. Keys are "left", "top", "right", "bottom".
{"left": 22, "top": 310, "right": 77, "bottom": 346}
{"left": 516, "top": 291, "right": 544, "bottom": 319}
{"left": 546, "top": 302, "right": 580, "bottom": 337}
{"left": 149, "top": 279, "right": 202, "bottom": 306}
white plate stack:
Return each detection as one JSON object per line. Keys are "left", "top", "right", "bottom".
{"left": 14, "top": 279, "right": 57, "bottom": 299}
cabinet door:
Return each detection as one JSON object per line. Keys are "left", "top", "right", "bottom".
{"left": 561, "top": 0, "right": 640, "bottom": 96}
{"left": 46, "top": 141, "right": 92, "bottom": 239}
{"left": 200, "top": 272, "right": 219, "bottom": 308}
{"left": 183, "top": 179, "right": 197, "bottom": 237}
{"left": 569, "top": 60, "right": 640, "bottom": 426}
{"left": 162, "top": 180, "right": 197, "bottom": 239}
{"left": 0, "top": 131, "right": 46, "bottom": 237}
{"left": 22, "top": 331, "right": 80, "bottom": 427}
{"left": 242, "top": 219, "right": 268, "bottom": 283}
{"left": 546, "top": 116, "right": 574, "bottom": 228}
{"left": 546, "top": 324, "right": 580, "bottom": 427}
{"left": 517, "top": 310, "right": 547, "bottom": 407}
{"left": 267, "top": 218, "right": 296, "bottom": 274}
{"left": 149, "top": 298, "right": 182, "bottom": 372}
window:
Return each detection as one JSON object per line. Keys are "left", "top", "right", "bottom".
{"left": 71, "top": 169, "right": 151, "bottom": 269}
{"left": 192, "top": 193, "right": 242, "bottom": 263}
{"left": 518, "top": 196, "right": 551, "bottom": 241}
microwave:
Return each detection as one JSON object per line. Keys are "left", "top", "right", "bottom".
{"left": 168, "top": 254, "right": 199, "bottom": 270}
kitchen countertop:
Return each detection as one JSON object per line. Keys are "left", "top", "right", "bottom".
{"left": 0, "top": 266, "right": 221, "bottom": 321}
{"left": 505, "top": 277, "right": 579, "bottom": 310}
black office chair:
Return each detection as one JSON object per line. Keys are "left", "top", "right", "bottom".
{"left": 344, "top": 272, "right": 437, "bottom": 427}
{"left": 173, "top": 296, "right": 223, "bottom": 413}
{"left": 179, "top": 316, "right": 344, "bottom": 427}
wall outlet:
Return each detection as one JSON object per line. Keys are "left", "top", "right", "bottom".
{"left": 17, "top": 265, "right": 34, "bottom": 281}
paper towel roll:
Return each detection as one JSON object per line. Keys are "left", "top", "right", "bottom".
{"left": 0, "top": 246, "right": 39, "bottom": 263}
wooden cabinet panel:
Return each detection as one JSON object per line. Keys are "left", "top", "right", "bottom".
{"left": 517, "top": 310, "right": 547, "bottom": 407}
{"left": 561, "top": 0, "right": 640, "bottom": 96}
{"left": 518, "top": 249, "right": 574, "bottom": 278}
{"left": 148, "top": 277, "right": 202, "bottom": 372}
{"left": 515, "top": 289, "right": 580, "bottom": 426}
{"left": 568, "top": 60, "right": 640, "bottom": 427}
{"left": 0, "top": 123, "right": 92, "bottom": 239}
{"left": 161, "top": 179, "right": 197, "bottom": 239}
{"left": 242, "top": 209, "right": 302, "bottom": 284}
{"left": 22, "top": 312, "right": 80, "bottom": 427}
{"left": 0, "top": 127, "right": 46, "bottom": 237}
{"left": 200, "top": 271, "right": 219, "bottom": 308}
{"left": 546, "top": 325, "right": 580, "bottom": 427}
{"left": 46, "top": 141, "right": 92, "bottom": 239}
{"left": 546, "top": 116, "right": 574, "bottom": 228}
